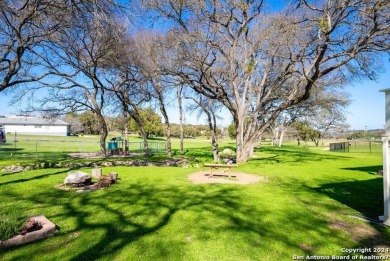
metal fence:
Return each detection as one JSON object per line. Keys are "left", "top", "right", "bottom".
{"left": 329, "top": 141, "right": 382, "bottom": 153}
{"left": 127, "top": 141, "right": 167, "bottom": 153}
{"left": 0, "top": 139, "right": 167, "bottom": 161}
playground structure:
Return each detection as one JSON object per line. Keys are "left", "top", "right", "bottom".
{"left": 107, "top": 137, "right": 125, "bottom": 156}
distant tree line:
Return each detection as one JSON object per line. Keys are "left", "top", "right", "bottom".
{"left": 64, "top": 110, "right": 224, "bottom": 139}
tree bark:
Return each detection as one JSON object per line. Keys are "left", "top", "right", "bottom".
{"left": 95, "top": 113, "right": 108, "bottom": 156}
{"left": 124, "top": 112, "right": 129, "bottom": 154}
{"left": 235, "top": 116, "right": 249, "bottom": 163}
{"left": 211, "top": 113, "right": 219, "bottom": 163}
{"left": 278, "top": 127, "right": 286, "bottom": 147}
{"left": 160, "top": 108, "right": 172, "bottom": 157}
{"left": 129, "top": 111, "right": 149, "bottom": 155}
{"left": 177, "top": 86, "right": 184, "bottom": 155}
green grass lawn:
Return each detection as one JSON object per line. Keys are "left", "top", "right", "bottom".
{"left": 0, "top": 140, "right": 389, "bottom": 260}
{"left": 0, "top": 134, "right": 232, "bottom": 167}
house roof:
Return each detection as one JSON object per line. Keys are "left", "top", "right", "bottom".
{"left": 0, "top": 116, "right": 69, "bottom": 126}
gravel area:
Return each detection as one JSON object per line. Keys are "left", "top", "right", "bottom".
{"left": 188, "top": 170, "right": 266, "bottom": 184}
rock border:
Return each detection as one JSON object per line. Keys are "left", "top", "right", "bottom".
{"left": 0, "top": 215, "right": 57, "bottom": 248}
{"left": 1, "top": 158, "right": 189, "bottom": 173}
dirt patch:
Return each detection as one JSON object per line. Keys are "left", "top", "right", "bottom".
{"left": 328, "top": 213, "right": 390, "bottom": 253}
{"left": 188, "top": 171, "right": 266, "bottom": 184}
{"left": 54, "top": 183, "right": 100, "bottom": 192}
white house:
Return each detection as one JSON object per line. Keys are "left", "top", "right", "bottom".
{"left": 0, "top": 115, "right": 70, "bottom": 136}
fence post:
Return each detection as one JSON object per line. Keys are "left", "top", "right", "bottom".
{"left": 369, "top": 141, "right": 372, "bottom": 154}
{"left": 36, "top": 141, "right": 38, "bottom": 160}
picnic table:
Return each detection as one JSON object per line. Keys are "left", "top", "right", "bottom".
{"left": 203, "top": 163, "right": 238, "bottom": 178}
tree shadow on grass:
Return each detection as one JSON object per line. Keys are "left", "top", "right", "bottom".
{"left": 0, "top": 147, "right": 23, "bottom": 152}
{"left": 313, "top": 178, "right": 390, "bottom": 254}
{"left": 0, "top": 169, "right": 69, "bottom": 187}
{"left": 341, "top": 165, "right": 383, "bottom": 176}
{"left": 312, "top": 178, "right": 384, "bottom": 219}
{"left": 249, "top": 147, "right": 350, "bottom": 164}
{"left": 0, "top": 180, "right": 350, "bottom": 260}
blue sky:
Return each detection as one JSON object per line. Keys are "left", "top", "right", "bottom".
{"left": 1, "top": 58, "right": 389, "bottom": 131}
{"left": 344, "top": 59, "right": 390, "bottom": 130}
{"left": 1, "top": 1, "right": 388, "bottom": 131}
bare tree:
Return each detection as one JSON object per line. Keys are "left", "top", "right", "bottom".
{"left": 0, "top": 0, "right": 123, "bottom": 92}
{"left": 25, "top": 7, "right": 127, "bottom": 155}
{"left": 307, "top": 91, "right": 350, "bottom": 145}
{"left": 144, "top": 0, "right": 390, "bottom": 162}
{"left": 0, "top": 0, "right": 63, "bottom": 91}
{"left": 186, "top": 93, "right": 221, "bottom": 163}
{"left": 177, "top": 84, "right": 185, "bottom": 155}
{"left": 107, "top": 68, "right": 153, "bottom": 156}
{"left": 132, "top": 31, "right": 175, "bottom": 157}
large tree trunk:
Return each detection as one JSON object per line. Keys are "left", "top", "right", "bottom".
{"left": 177, "top": 86, "right": 184, "bottom": 155}
{"left": 130, "top": 111, "right": 149, "bottom": 156}
{"left": 234, "top": 115, "right": 259, "bottom": 163}
{"left": 236, "top": 136, "right": 253, "bottom": 163}
{"left": 124, "top": 112, "right": 129, "bottom": 154}
{"left": 235, "top": 116, "right": 251, "bottom": 163}
{"left": 273, "top": 128, "right": 279, "bottom": 146}
{"left": 207, "top": 113, "right": 220, "bottom": 163}
{"left": 96, "top": 114, "right": 108, "bottom": 156}
{"left": 211, "top": 126, "right": 219, "bottom": 163}
{"left": 160, "top": 107, "right": 172, "bottom": 157}
{"left": 278, "top": 127, "right": 286, "bottom": 147}
{"left": 211, "top": 134, "right": 219, "bottom": 163}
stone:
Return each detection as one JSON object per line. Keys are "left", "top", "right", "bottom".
{"left": 64, "top": 171, "right": 92, "bottom": 185}
{"left": 99, "top": 176, "right": 112, "bottom": 188}
{"left": 109, "top": 172, "right": 118, "bottom": 183}
{"left": 91, "top": 168, "right": 102, "bottom": 178}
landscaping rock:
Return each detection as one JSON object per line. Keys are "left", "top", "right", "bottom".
{"left": 2, "top": 158, "right": 190, "bottom": 173}
{"left": 64, "top": 171, "right": 92, "bottom": 185}
{"left": 92, "top": 168, "right": 102, "bottom": 178}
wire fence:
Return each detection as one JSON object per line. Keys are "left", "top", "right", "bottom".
{"left": 329, "top": 141, "right": 382, "bottom": 153}
{"left": 0, "top": 139, "right": 167, "bottom": 161}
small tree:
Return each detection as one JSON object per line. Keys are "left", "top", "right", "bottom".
{"left": 292, "top": 121, "right": 321, "bottom": 146}
{"left": 129, "top": 107, "right": 164, "bottom": 138}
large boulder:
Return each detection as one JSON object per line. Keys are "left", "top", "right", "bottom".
{"left": 64, "top": 171, "right": 92, "bottom": 185}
